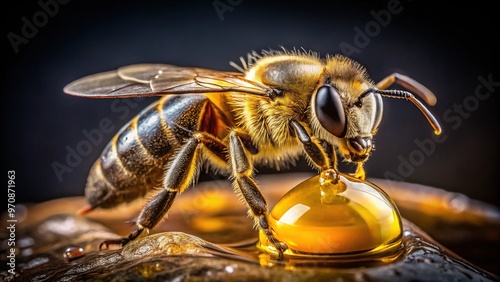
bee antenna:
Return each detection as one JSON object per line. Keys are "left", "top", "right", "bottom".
{"left": 355, "top": 87, "right": 377, "bottom": 106}
{"left": 355, "top": 88, "right": 442, "bottom": 135}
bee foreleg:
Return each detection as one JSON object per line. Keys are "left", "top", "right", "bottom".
{"left": 228, "top": 131, "right": 288, "bottom": 258}
{"left": 290, "top": 120, "right": 337, "bottom": 175}
{"left": 354, "top": 163, "right": 366, "bottom": 180}
{"left": 320, "top": 140, "right": 338, "bottom": 171}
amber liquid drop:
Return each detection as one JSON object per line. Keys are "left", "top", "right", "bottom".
{"left": 258, "top": 173, "right": 403, "bottom": 261}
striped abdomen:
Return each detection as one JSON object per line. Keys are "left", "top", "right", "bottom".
{"left": 85, "top": 94, "right": 227, "bottom": 209}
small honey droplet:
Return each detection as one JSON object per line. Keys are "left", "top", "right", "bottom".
{"left": 258, "top": 173, "right": 403, "bottom": 260}
{"left": 63, "top": 247, "right": 85, "bottom": 261}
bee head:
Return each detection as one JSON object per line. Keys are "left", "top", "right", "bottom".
{"left": 312, "top": 84, "right": 382, "bottom": 163}
{"left": 312, "top": 82, "right": 442, "bottom": 163}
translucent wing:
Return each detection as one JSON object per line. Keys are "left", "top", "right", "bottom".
{"left": 64, "top": 64, "right": 269, "bottom": 98}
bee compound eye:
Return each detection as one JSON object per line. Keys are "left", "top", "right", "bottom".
{"left": 371, "top": 93, "right": 384, "bottom": 131}
{"left": 315, "top": 85, "right": 347, "bottom": 138}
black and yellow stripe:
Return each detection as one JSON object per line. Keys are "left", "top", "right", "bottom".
{"left": 85, "top": 95, "right": 223, "bottom": 210}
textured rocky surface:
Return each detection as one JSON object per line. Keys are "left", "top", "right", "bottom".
{"left": 1, "top": 174, "right": 498, "bottom": 281}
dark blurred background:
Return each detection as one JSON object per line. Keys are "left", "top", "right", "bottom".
{"left": 2, "top": 0, "right": 499, "bottom": 210}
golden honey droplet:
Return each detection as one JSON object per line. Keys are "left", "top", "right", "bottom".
{"left": 258, "top": 173, "right": 403, "bottom": 259}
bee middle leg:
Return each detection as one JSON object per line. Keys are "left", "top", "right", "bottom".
{"left": 228, "top": 131, "right": 288, "bottom": 257}
{"left": 100, "top": 132, "right": 227, "bottom": 249}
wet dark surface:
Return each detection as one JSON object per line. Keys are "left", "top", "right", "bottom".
{"left": 1, "top": 174, "right": 499, "bottom": 281}
{"left": 0, "top": 220, "right": 495, "bottom": 281}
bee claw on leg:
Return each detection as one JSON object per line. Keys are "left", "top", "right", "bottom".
{"left": 267, "top": 236, "right": 288, "bottom": 259}
{"left": 99, "top": 227, "right": 145, "bottom": 250}
{"left": 99, "top": 238, "right": 130, "bottom": 250}
{"left": 275, "top": 242, "right": 288, "bottom": 259}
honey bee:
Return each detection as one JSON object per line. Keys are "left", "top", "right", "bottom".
{"left": 64, "top": 49, "right": 441, "bottom": 257}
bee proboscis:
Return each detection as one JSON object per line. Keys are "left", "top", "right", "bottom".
{"left": 64, "top": 49, "right": 441, "bottom": 257}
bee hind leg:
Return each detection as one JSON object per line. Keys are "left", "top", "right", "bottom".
{"left": 99, "top": 131, "right": 231, "bottom": 250}
{"left": 100, "top": 137, "right": 206, "bottom": 249}
{"left": 99, "top": 185, "right": 179, "bottom": 250}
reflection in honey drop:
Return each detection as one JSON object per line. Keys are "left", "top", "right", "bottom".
{"left": 258, "top": 173, "right": 404, "bottom": 262}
